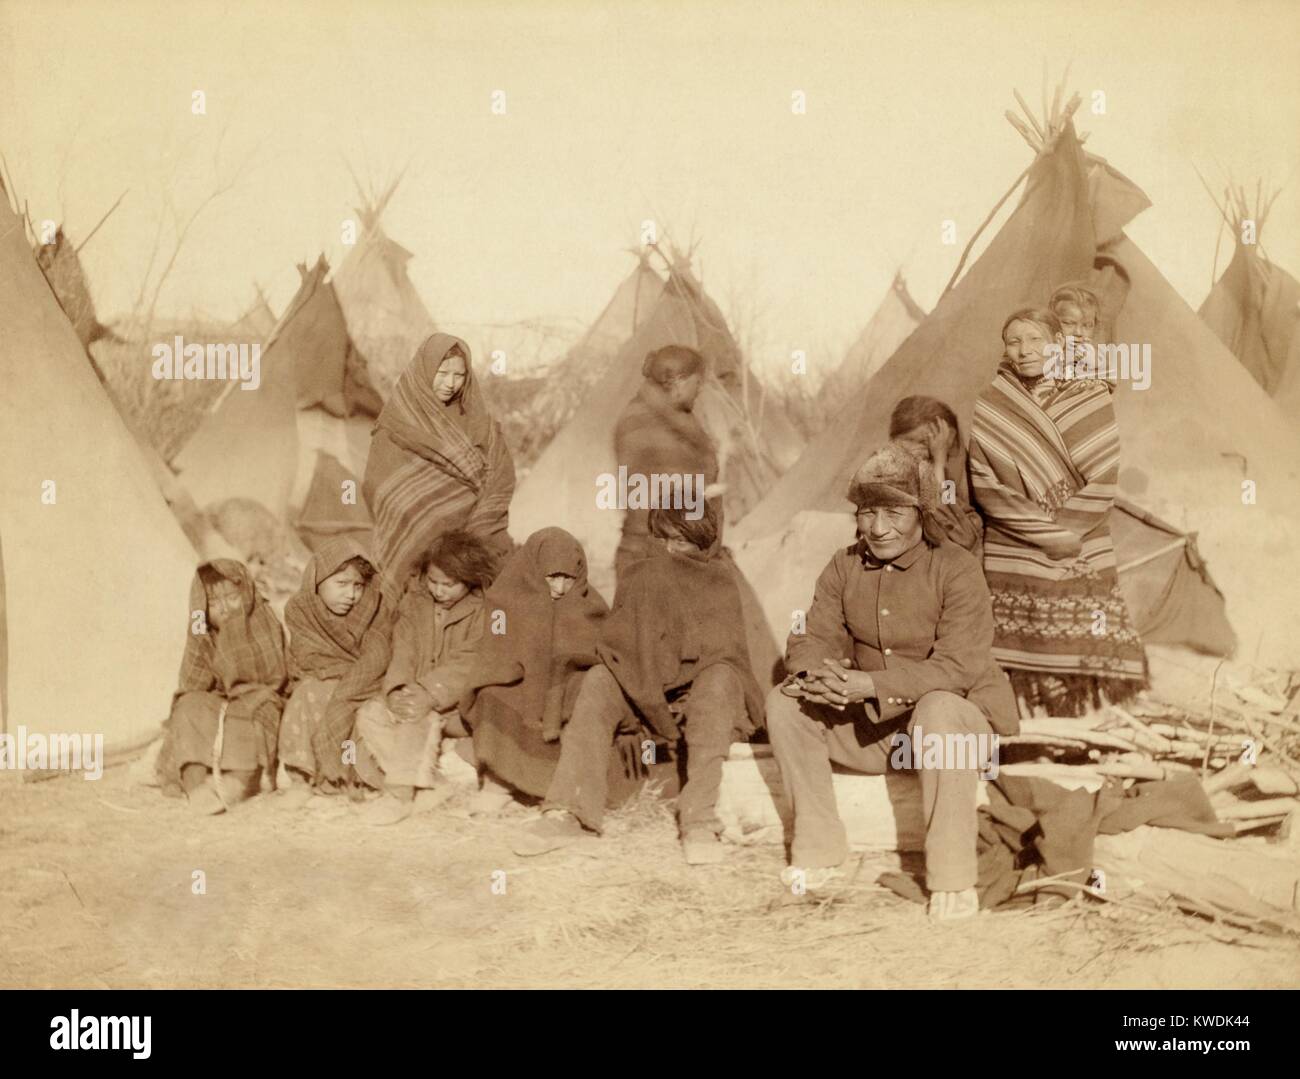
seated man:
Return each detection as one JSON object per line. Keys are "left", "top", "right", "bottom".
{"left": 512, "top": 499, "right": 763, "bottom": 865}
{"left": 766, "top": 443, "right": 1019, "bottom": 920}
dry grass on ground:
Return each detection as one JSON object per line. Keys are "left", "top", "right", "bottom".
{"left": 2, "top": 766, "right": 1297, "bottom": 989}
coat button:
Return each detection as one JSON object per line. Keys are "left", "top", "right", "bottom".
{"left": 884, "top": 648, "right": 892, "bottom": 656}
{"left": 880, "top": 608, "right": 890, "bottom": 616}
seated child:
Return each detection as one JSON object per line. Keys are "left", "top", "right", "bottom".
{"left": 279, "top": 537, "right": 392, "bottom": 806}
{"left": 888, "top": 395, "right": 985, "bottom": 561}
{"left": 512, "top": 500, "right": 763, "bottom": 865}
{"left": 462, "top": 527, "right": 608, "bottom": 809}
{"left": 158, "top": 560, "right": 287, "bottom": 815}
{"left": 354, "top": 530, "right": 496, "bottom": 825}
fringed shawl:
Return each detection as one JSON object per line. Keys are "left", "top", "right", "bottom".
{"left": 363, "top": 332, "right": 515, "bottom": 595}
{"left": 284, "top": 536, "right": 393, "bottom": 782}
{"left": 968, "top": 363, "right": 1145, "bottom": 708}
{"left": 597, "top": 534, "right": 762, "bottom": 741}
{"left": 464, "top": 529, "right": 609, "bottom": 792}
{"left": 176, "top": 559, "right": 287, "bottom": 713}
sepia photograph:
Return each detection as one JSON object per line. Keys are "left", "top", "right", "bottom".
{"left": 1, "top": 0, "right": 1298, "bottom": 1010}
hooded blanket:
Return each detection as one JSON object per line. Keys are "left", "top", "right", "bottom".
{"left": 464, "top": 528, "right": 609, "bottom": 796}
{"left": 175, "top": 560, "right": 287, "bottom": 711}
{"left": 363, "top": 332, "right": 515, "bottom": 595}
{"left": 283, "top": 536, "right": 393, "bottom": 782}
{"left": 157, "top": 560, "right": 287, "bottom": 783}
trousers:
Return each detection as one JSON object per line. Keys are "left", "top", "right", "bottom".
{"left": 353, "top": 698, "right": 467, "bottom": 789}
{"left": 543, "top": 662, "right": 741, "bottom": 835}
{"left": 765, "top": 685, "right": 994, "bottom": 891}
{"left": 169, "top": 691, "right": 280, "bottom": 775}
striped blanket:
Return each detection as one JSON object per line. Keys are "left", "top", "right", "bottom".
{"left": 363, "top": 333, "right": 515, "bottom": 598}
{"left": 968, "top": 363, "right": 1146, "bottom": 714}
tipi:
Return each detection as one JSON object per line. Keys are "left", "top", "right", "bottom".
{"left": 667, "top": 253, "right": 806, "bottom": 472}
{"left": 332, "top": 178, "right": 437, "bottom": 401}
{"left": 1198, "top": 184, "right": 1300, "bottom": 409}
{"left": 283, "top": 255, "right": 381, "bottom": 422}
{"left": 476, "top": 254, "right": 665, "bottom": 471}
{"left": 171, "top": 301, "right": 302, "bottom": 522}
{"left": 230, "top": 286, "right": 277, "bottom": 338}
{"left": 29, "top": 219, "right": 206, "bottom": 546}
{"left": 734, "top": 93, "right": 1300, "bottom": 671}
{"left": 0, "top": 180, "right": 196, "bottom": 756}
{"left": 294, "top": 451, "right": 374, "bottom": 553}
{"left": 815, "top": 272, "right": 925, "bottom": 416}
{"left": 262, "top": 255, "right": 380, "bottom": 514}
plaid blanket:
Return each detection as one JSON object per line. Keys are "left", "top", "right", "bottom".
{"left": 284, "top": 537, "right": 393, "bottom": 783}
{"left": 158, "top": 560, "right": 286, "bottom": 784}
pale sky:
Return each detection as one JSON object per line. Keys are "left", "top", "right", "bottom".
{"left": 2, "top": 0, "right": 1297, "bottom": 378}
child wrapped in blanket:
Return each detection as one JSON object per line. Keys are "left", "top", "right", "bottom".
{"left": 461, "top": 527, "right": 609, "bottom": 813}
{"left": 353, "top": 530, "right": 496, "bottom": 825}
{"left": 158, "top": 560, "right": 287, "bottom": 815}
{"left": 279, "top": 538, "right": 393, "bottom": 808}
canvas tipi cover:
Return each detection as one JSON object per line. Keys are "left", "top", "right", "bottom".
{"left": 256, "top": 255, "right": 379, "bottom": 517}
{"left": 333, "top": 192, "right": 436, "bottom": 402}
{"left": 1198, "top": 192, "right": 1300, "bottom": 407}
{"left": 230, "top": 287, "right": 277, "bottom": 338}
{"left": 816, "top": 272, "right": 925, "bottom": 415}
{"left": 294, "top": 451, "right": 373, "bottom": 553}
{"left": 283, "top": 255, "right": 380, "bottom": 419}
{"left": 665, "top": 256, "right": 807, "bottom": 472}
{"left": 573, "top": 256, "right": 665, "bottom": 364}
{"left": 488, "top": 255, "right": 666, "bottom": 469}
{"left": 171, "top": 304, "right": 301, "bottom": 520}
{"left": 734, "top": 111, "right": 1300, "bottom": 670}
{"left": 0, "top": 185, "right": 196, "bottom": 754}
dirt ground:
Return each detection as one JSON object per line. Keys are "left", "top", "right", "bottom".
{"left": 2, "top": 764, "right": 1298, "bottom": 990}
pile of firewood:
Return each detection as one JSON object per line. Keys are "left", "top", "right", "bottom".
{"left": 1007, "top": 665, "right": 1300, "bottom": 838}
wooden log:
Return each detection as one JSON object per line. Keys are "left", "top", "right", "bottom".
{"left": 1207, "top": 703, "right": 1295, "bottom": 734}
{"left": 1094, "top": 827, "right": 1300, "bottom": 925}
{"left": 1249, "top": 767, "right": 1300, "bottom": 797}
{"left": 1019, "top": 718, "right": 1138, "bottom": 751}
{"left": 1233, "top": 816, "right": 1290, "bottom": 835}
{"left": 1001, "top": 734, "right": 1089, "bottom": 751}
{"left": 1149, "top": 723, "right": 1244, "bottom": 750}
{"left": 1215, "top": 797, "right": 1300, "bottom": 821}
{"left": 1203, "top": 761, "right": 1252, "bottom": 795}
{"left": 716, "top": 756, "right": 928, "bottom": 851}
{"left": 1110, "top": 707, "right": 1175, "bottom": 753}
{"left": 1095, "top": 761, "right": 1164, "bottom": 780}
{"left": 722, "top": 748, "right": 769, "bottom": 764}
{"left": 716, "top": 753, "right": 1103, "bottom": 850}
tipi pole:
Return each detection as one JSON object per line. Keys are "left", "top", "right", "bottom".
{"left": 940, "top": 162, "right": 1033, "bottom": 298}
{"left": 74, "top": 190, "right": 128, "bottom": 255}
